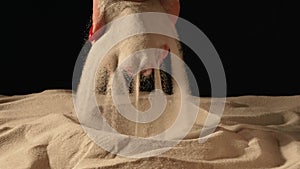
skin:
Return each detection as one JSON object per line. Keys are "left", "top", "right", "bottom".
{"left": 90, "top": 0, "right": 180, "bottom": 38}
{"left": 83, "top": 0, "right": 182, "bottom": 94}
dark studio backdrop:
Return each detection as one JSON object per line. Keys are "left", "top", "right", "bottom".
{"left": 1, "top": 0, "right": 298, "bottom": 96}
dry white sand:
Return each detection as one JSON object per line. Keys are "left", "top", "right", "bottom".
{"left": 0, "top": 89, "right": 299, "bottom": 169}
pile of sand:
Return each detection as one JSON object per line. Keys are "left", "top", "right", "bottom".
{"left": 0, "top": 90, "right": 299, "bottom": 169}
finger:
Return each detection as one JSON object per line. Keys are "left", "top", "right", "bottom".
{"left": 160, "top": 0, "right": 180, "bottom": 23}
{"left": 89, "top": 0, "right": 106, "bottom": 42}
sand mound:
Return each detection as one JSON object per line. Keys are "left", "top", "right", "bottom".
{"left": 0, "top": 90, "right": 299, "bottom": 169}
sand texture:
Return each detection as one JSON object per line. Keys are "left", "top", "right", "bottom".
{"left": 0, "top": 90, "right": 300, "bottom": 169}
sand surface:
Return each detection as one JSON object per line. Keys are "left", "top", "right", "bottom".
{"left": 0, "top": 90, "right": 299, "bottom": 169}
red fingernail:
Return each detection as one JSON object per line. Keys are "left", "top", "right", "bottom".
{"left": 89, "top": 25, "right": 94, "bottom": 40}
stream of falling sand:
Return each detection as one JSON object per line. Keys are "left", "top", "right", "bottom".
{"left": 102, "top": 57, "right": 182, "bottom": 137}
{"left": 134, "top": 72, "right": 140, "bottom": 136}
{"left": 134, "top": 69, "right": 163, "bottom": 137}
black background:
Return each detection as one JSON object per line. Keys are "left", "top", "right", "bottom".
{"left": 1, "top": 0, "right": 299, "bottom": 96}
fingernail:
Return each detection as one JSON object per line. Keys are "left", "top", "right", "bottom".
{"left": 89, "top": 24, "right": 94, "bottom": 41}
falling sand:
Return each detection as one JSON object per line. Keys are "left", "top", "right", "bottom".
{"left": 98, "top": 68, "right": 183, "bottom": 138}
